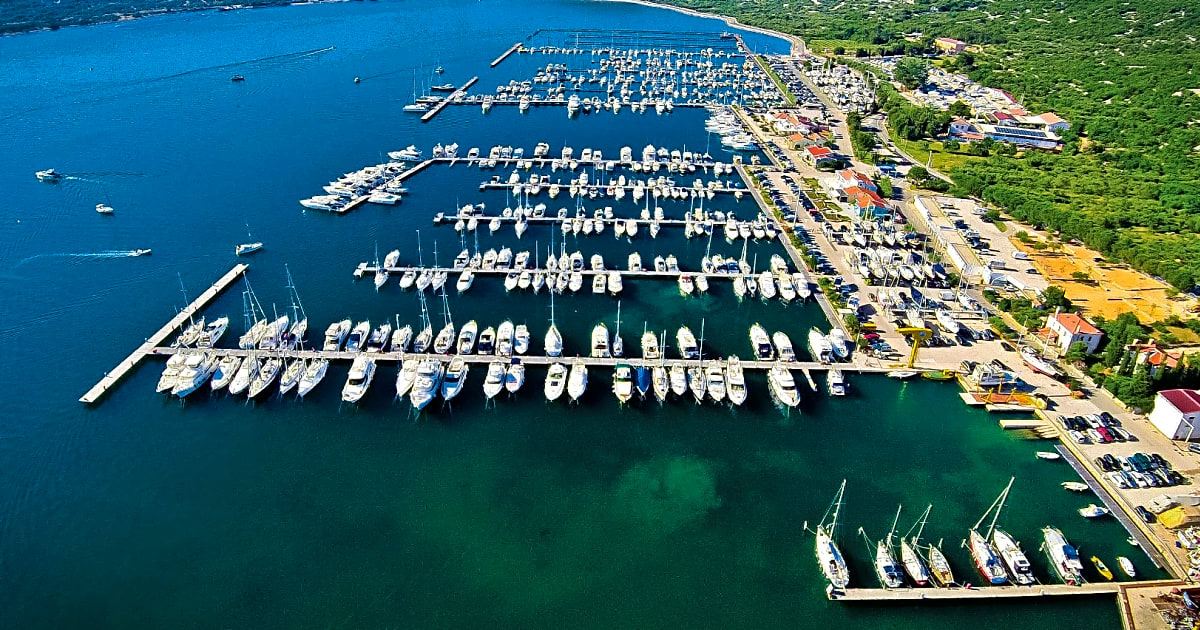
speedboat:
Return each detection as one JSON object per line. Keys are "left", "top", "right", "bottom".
{"left": 1079, "top": 504, "right": 1110, "bottom": 518}
{"left": 1042, "top": 527, "right": 1084, "bottom": 584}
{"left": 36, "top": 168, "right": 63, "bottom": 182}
{"left": 441, "top": 357, "right": 469, "bottom": 401}
{"left": 341, "top": 357, "right": 376, "bottom": 403}
{"left": 612, "top": 363, "right": 634, "bottom": 404}
{"left": 1092, "top": 556, "right": 1113, "bottom": 581}
{"left": 545, "top": 363, "right": 568, "bottom": 402}
{"left": 768, "top": 366, "right": 801, "bottom": 408}
{"left": 235, "top": 242, "right": 263, "bottom": 256}
{"left": 96, "top": 203, "right": 115, "bottom": 214}
{"left": 633, "top": 365, "right": 651, "bottom": 399}
{"left": 1119, "top": 557, "right": 1136, "bottom": 578}
{"left": 1062, "top": 482, "right": 1090, "bottom": 492}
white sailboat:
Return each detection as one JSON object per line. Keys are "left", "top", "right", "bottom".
{"left": 813, "top": 480, "right": 851, "bottom": 592}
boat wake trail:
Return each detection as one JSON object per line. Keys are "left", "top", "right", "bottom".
{"left": 16, "top": 250, "right": 147, "bottom": 266}
{"left": 149, "top": 45, "right": 337, "bottom": 83}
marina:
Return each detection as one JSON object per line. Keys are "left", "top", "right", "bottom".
{"left": 6, "top": 3, "right": 1166, "bottom": 629}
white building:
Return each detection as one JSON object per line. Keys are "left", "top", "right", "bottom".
{"left": 1044, "top": 311, "right": 1103, "bottom": 354}
{"left": 1149, "top": 389, "right": 1200, "bottom": 441}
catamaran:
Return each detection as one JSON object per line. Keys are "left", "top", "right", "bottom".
{"left": 813, "top": 480, "right": 851, "bottom": 593}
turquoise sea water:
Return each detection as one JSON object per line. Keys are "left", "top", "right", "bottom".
{"left": 0, "top": 1, "right": 1140, "bottom": 627}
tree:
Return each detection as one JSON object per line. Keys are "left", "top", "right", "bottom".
{"left": 833, "top": 46, "right": 846, "bottom": 55}
{"left": 844, "top": 313, "right": 861, "bottom": 334}
{"left": 1065, "top": 341, "right": 1089, "bottom": 363}
{"left": 847, "top": 111, "right": 863, "bottom": 131}
{"left": 1071, "top": 270, "right": 1091, "bottom": 282}
{"left": 1041, "top": 285, "right": 1071, "bottom": 310}
{"left": 943, "top": 139, "right": 961, "bottom": 152}
{"left": 892, "top": 57, "right": 930, "bottom": 89}
{"left": 907, "top": 165, "right": 929, "bottom": 181}
{"left": 948, "top": 100, "right": 972, "bottom": 117}
{"left": 878, "top": 178, "right": 894, "bottom": 198}
{"left": 984, "top": 209, "right": 1002, "bottom": 222}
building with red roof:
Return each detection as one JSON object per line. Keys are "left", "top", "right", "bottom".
{"left": 803, "top": 145, "right": 837, "bottom": 166}
{"left": 1150, "top": 389, "right": 1200, "bottom": 440}
{"left": 1043, "top": 311, "right": 1103, "bottom": 354}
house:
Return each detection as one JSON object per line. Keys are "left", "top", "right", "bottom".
{"left": 1043, "top": 311, "right": 1103, "bottom": 354}
{"left": 948, "top": 117, "right": 984, "bottom": 141}
{"left": 1148, "top": 389, "right": 1200, "bottom": 441}
{"left": 935, "top": 38, "right": 966, "bottom": 54}
{"left": 1129, "top": 340, "right": 1185, "bottom": 375}
{"left": 835, "top": 169, "right": 877, "bottom": 192}
{"left": 1034, "top": 112, "right": 1071, "bottom": 133}
{"left": 843, "top": 185, "right": 890, "bottom": 218}
{"left": 803, "top": 145, "right": 837, "bottom": 166}
{"left": 976, "top": 123, "right": 1061, "bottom": 150}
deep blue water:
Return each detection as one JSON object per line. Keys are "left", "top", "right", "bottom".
{"left": 0, "top": 1, "right": 1128, "bottom": 627}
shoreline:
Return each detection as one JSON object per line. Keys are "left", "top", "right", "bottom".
{"left": 591, "top": 0, "right": 806, "bottom": 56}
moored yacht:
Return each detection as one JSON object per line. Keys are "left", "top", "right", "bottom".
{"left": 768, "top": 365, "right": 801, "bottom": 408}
{"left": 1042, "top": 526, "right": 1085, "bottom": 585}
{"left": 341, "top": 356, "right": 376, "bottom": 403}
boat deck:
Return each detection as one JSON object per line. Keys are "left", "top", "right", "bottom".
{"left": 79, "top": 264, "right": 249, "bottom": 404}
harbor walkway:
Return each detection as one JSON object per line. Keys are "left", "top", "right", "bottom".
{"left": 835, "top": 581, "right": 1167, "bottom": 602}
{"left": 79, "top": 264, "right": 249, "bottom": 404}
{"left": 420, "top": 76, "right": 478, "bottom": 122}
{"left": 491, "top": 42, "right": 523, "bottom": 67}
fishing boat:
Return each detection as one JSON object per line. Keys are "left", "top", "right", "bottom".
{"left": 1020, "top": 346, "right": 1061, "bottom": 377}
{"left": 827, "top": 369, "right": 847, "bottom": 396}
{"left": 1091, "top": 556, "right": 1113, "bottom": 581}
{"left": 567, "top": 360, "right": 588, "bottom": 402}
{"left": 1079, "top": 504, "right": 1110, "bottom": 518}
{"left": 1062, "top": 482, "right": 1090, "bottom": 492}
{"left": 749, "top": 323, "right": 773, "bottom": 360}
{"left": 591, "top": 323, "right": 611, "bottom": 358}
{"left": 767, "top": 365, "right": 801, "bottom": 408}
{"left": 968, "top": 478, "right": 1013, "bottom": 585}
{"left": 1119, "top": 557, "right": 1136, "bottom": 578}
{"left": 813, "top": 480, "right": 851, "bottom": 592}
{"left": 296, "top": 359, "right": 328, "bottom": 397}
{"left": 612, "top": 363, "right": 634, "bottom": 404}
{"left": 726, "top": 357, "right": 747, "bottom": 406}
{"left": 441, "top": 357, "right": 469, "bottom": 402}
{"left": 409, "top": 359, "right": 444, "bottom": 411}
{"left": 1042, "top": 526, "right": 1085, "bottom": 585}
{"left": 545, "top": 363, "right": 568, "bottom": 402}
{"left": 341, "top": 357, "right": 376, "bottom": 403}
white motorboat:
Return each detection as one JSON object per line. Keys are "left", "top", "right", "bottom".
{"left": 394, "top": 359, "right": 419, "bottom": 398}
{"left": 773, "top": 332, "right": 796, "bottom": 362}
{"left": 457, "top": 320, "right": 479, "bottom": 355}
{"left": 567, "top": 360, "right": 588, "bottom": 402}
{"left": 441, "top": 357, "right": 469, "bottom": 401}
{"left": 591, "top": 323, "right": 610, "bottom": 358}
{"left": 504, "top": 359, "right": 525, "bottom": 394}
{"left": 514, "top": 324, "right": 530, "bottom": 355}
{"left": 196, "top": 317, "right": 229, "bottom": 349}
{"left": 1062, "top": 482, "right": 1090, "bottom": 492}
{"left": 749, "top": 323, "right": 773, "bottom": 360}
{"left": 706, "top": 362, "right": 726, "bottom": 403}
{"left": 340, "top": 357, "right": 376, "bottom": 403}
{"left": 409, "top": 359, "right": 444, "bottom": 411}
{"left": 323, "top": 319, "right": 351, "bottom": 351}
{"left": 496, "top": 320, "right": 515, "bottom": 356}
{"left": 344, "top": 321, "right": 370, "bottom": 352}
{"left": 993, "top": 528, "right": 1036, "bottom": 585}
{"left": 1079, "top": 504, "right": 1110, "bottom": 518}
{"left": 545, "top": 362, "right": 568, "bottom": 402}
{"left": 808, "top": 328, "right": 833, "bottom": 362}
{"left": 483, "top": 362, "right": 506, "bottom": 399}
{"left": 391, "top": 325, "right": 413, "bottom": 352}
{"left": 1118, "top": 557, "right": 1136, "bottom": 578}
{"left": 768, "top": 365, "right": 801, "bottom": 408}
{"left": 172, "top": 353, "right": 218, "bottom": 398}
{"left": 296, "top": 359, "right": 328, "bottom": 397}
{"left": 676, "top": 326, "right": 699, "bottom": 360}
{"left": 828, "top": 369, "right": 847, "bottom": 396}
{"left": 828, "top": 329, "right": 850, "bottom": 361}
{"left": 612, "top": 363, "right": 634, "bottom": 404}
{"left": 726, "top": 357, "right": 747, "bottom": 406}
{"left": 669, "top": 364, "right": 688, "bottom": 397}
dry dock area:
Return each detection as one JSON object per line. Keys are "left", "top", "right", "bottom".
{"left": 79, "top": 263, "right": 249, "bottom": 404}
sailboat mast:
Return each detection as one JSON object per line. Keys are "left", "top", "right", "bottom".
{"left": 888, "top": 504, "right": 903, "bottom": 549}
{"left": 986, "top": 477, "right": 1015, "bottom": 537}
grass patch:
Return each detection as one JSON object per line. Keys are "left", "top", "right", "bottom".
{"left": 754, "top": 55, "right": 797, "bottom": 105}
{"left": 893, "top": 138, "right": 982, "bottom": 173}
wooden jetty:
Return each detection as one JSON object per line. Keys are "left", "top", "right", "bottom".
{"left": 1054, "top": 444, "right": 1175, "bottom": 573}
{"left": 420, "top": 76, "right": 478, "bottom": 122}
{"left": 79, "top": 264, "right": 249, "bottom": 404}
{"left": 491, "top": 42, "right": 523, "bottom": 67}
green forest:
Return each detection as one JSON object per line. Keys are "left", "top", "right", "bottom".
{"left": 661, "top": 0, "right": 1200, "bottom": 290}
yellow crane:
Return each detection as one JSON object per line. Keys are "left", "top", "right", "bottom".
{"left": 896, "top": 327, "right": 932, "bottom": 368}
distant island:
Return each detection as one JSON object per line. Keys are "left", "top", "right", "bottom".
{"left": 0, "top": 0, "right": 354, "bottom": 36}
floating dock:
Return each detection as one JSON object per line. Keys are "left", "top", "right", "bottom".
{"left": 79, "top": 264, "right": 249, "bottom": 404}
{"left": 420, "top": 76, "right": 478, "bottom": 122}
{"left": 1054, "top": 444, "right": 1174, "bottom": 573}
{"left": 491, "top": 42, "right": 523, "bottom": 67}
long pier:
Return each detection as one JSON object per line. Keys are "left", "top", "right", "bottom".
{"left": 79, "top": 264, "right": 249, "bottom": 404}
{"left": 835, "top": 582, "right": 1125, "bottom": 602}
{"left": 491, "top": 43, "right": 523, "bottom": 67}
{"left": 1054, "top": 444, "right": 1173, "bottom": 572}
{"left": 420, "top": 76, "right": 478, "bottom": 123}
{"left": 147, "top": 346, "right": 880, "bottom": 372}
